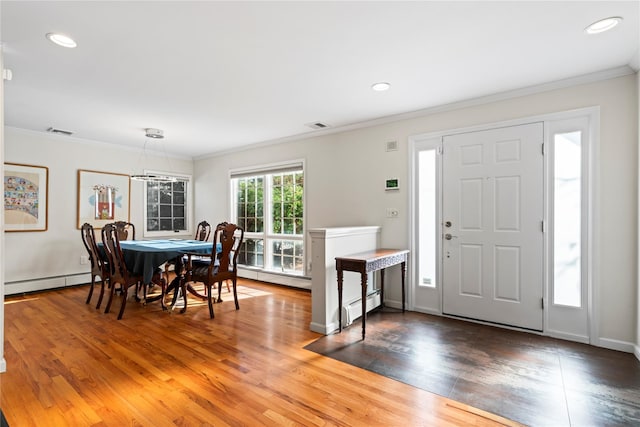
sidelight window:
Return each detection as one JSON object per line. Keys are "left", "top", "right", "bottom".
{"left": 552, "top": 131, "right": 582, "bottom": 307}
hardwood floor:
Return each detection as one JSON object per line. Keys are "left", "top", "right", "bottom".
{"left": 306, "top": 309, "right": 640, "bottom": 426}
{"left": 1, "top": 279, "right": 521, "bottom": 426}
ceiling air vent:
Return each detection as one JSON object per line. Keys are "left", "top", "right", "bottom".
{"left": 46, "top": 127, "right": 74, "bottom": 136}
{"left": 305, "top": 122, "right": 330, "bottom": 130}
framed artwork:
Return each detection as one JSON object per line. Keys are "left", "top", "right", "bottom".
{"left": 4, "top": 162, "right": 49, "bottom": 232}
{"left": 77, "top": 169, "right": 130, "bottom": 229}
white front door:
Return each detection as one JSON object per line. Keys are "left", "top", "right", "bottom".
{"left": 442, "top": 122, "right": 544, "bottom": 330}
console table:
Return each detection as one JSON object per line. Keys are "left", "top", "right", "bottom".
{"left": 336, "top": 249, "right": 409, "bottom": 339}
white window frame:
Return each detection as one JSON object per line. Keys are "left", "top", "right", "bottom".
{"left": 142, "top": 170, "right": 193, "bottom": 238}
{"left": 229, "top": 160, "right": 306, "bottom": 276}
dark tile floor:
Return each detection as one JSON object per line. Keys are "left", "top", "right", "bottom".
{"left": 304, "top": 310, "right": 640, "bottom": 426}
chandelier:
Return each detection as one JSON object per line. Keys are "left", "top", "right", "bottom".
{"left": 130, "top": 128, "right": 178, "bottom": 183}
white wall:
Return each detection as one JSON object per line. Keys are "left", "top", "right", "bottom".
{"left": 3, "top": 127, "right": 193, "bottom": 292}
{"left": 194, "top": 74, "right": 638, "bottom": 347}
{"left": 1, "top": 73, "right": 637, "bottom": 350}
{"left": 637, "top": 70, "right": 640, "bottom": 361}
{"left": 1, "top": 42, "right": 7, "bottom": 372}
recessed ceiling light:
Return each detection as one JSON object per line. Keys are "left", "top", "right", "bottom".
{"left": 585, "top": 17, "right": 623, "bottom": 34}
{"left": 371, "top": 82, "right": 391, "bottom": 91}
{"left": 46, "top": 33, "right": 77, "bottom": 48}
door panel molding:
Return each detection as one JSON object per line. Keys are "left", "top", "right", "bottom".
{"left": 409, "top": 106, "right": 599, "bottom": 343}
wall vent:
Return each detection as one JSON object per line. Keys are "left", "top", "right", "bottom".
{"left": 386, "top": 140, "right": 398, "bottom": 151}
{"left": 306, "top": 122, "right": 330, "bottom": 130}
{"left": 47, "top": 127, "right": 74, "bottom": 136}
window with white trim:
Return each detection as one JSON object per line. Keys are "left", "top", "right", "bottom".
{"left": 231, "top": 162, "right": 304, "bottom": 275}
{"left": 552, "top": 129, "right": 584, "bottom": 307}
{"left": 143, "top": 173, "right": 192, "bottom": 237}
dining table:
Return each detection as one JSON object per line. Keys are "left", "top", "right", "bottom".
{"left": 107, "top": 239, "right": 216, "bottom": 312}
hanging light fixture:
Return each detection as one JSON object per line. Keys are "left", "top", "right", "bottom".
{"left": 130, "top": 128, "right": 178, "bottom": 182}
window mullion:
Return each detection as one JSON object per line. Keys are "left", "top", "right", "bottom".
{"left": 143, "top": 175, "right": 191, "bottom": 237}
{"left": 231, "top": 167, "right": 304, "bottom": 275}
{"left": 264, "top": 174, "right": 272, "bottom": 270}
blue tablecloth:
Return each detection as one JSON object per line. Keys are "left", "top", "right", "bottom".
{"left": 117, "top": 239, "right": 216, "bottom": 284}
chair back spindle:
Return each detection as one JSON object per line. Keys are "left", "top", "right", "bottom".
{"left": 101, "top": 223, "right": 141, "bottom": 319}
{"left": 183, "top": 221, "right": 244, "bottom": 318}
{"left": 214, "top": 222, "right": 243, "bottom": 275}
{"left": 195, "top": 220, "right": 212, "bottom": 241}
{"left": 113, "top": 221, "right": 135, "bottom": 241}
{"left": 81, "top": 222, "right": 108, "bottom": 307}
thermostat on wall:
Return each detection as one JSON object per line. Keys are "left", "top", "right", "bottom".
{"left": 385, "top": 179, "right": 399, "bottom": 190}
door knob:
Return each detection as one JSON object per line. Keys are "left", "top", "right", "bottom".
{"left": 445, "top": 221, "right": 452, "bottom": 227}
{"left": 445, "top": 233, "right": 453, "bottom": 240}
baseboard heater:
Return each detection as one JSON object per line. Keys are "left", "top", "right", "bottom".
{"left": 343, "top": 289, "right": 381, "bottom": 327}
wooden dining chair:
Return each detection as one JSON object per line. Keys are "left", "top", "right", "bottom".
{"left": 183, "top": 222, "right": 244, "bottom": 319}
{"left": 101, "top": 223, "right": 143, "bottom": 319}
{"left": 163, "top": 220, "right": 212, "bottom": 285}
{"left": 80, "top": 223, "right": 110, "bottom": 309}
{"left": 113, "top": 221, "right": 135, "bottom": 241}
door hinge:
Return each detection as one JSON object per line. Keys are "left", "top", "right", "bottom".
{"left": 541, "top": 298, "right": 544, "bottom": 309}
{"left": 541, "top": 220, "right": 545, "bottom": 232}
{"left": 542, "top": 143, "right": 545, "bottom": 155}
{"left": 437, "top": 145, "right": 443, "bottom": 155}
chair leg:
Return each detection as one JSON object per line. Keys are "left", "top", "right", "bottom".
{"left": 117, "top": 285, "right": 128, "bottom": 320}
{"left": 207, "top": 284, "right": 215, "bottom": 319}
{"left": 163, "top": 269, "right": 170, "bottom": 290}
{"left": 105, "top": 279, "right": 117, "bottom": 314}
{"left": 232, "top": 278, "right": 239, "bottom": 310}
{"left": 134, "top": 282, "right": 142, "bottom": 303}
{"left": 96, "top": 276, "right": 107, "bottom": 309}
{"left": 216, "top": 281, "right": 223, "bottom": 303}
{"left": 86, "top": 274, "right": 96, "bottom": 304}
{"left": 170, "top": 280, "right": 181, "bottom": 307}
{"left": 159, "top": 277, "right": 168, "bottom": 311}
{"left": 225, "top": 279, "right": 231, "bottom": 293}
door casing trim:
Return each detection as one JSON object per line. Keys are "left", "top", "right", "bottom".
{"left": 408, "top": 106, "right": 600, "bottom": 343}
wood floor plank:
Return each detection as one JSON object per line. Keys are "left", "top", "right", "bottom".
{"left": 1, "top": 279, "right": 520, "bottom": 426}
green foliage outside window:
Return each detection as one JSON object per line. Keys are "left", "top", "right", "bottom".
{"left": 272, "top": 172, "right": 304, "bottom": 234}
{"left": 236, "top": 177, "right": 264, "bottom": 233}
{"left": 234, "top": 170, "right": 304, "bottom": 274}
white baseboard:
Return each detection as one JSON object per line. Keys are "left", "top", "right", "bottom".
{"left": 5, "top": 273, "right": 91, "bottom": 295}
{"left": 634, "top": 344, "right": 640, "bottom": 362}
{"left": 238, "top": 268, "right": 311, "bottom": 290}
{"left": 383, "top": 299, "right": 405, "bottom": 311}
{"left": 65, "top": 273, "right": 92, "bottom": 286}
{"left": 0, "top": 357, "right": 6, "bottom": 373}
{"left": 410, "top": 306, "right": 442, "bottom": 316}
{"left": 546, "top": 329, "right": 590, "bottom": 344}
{"left": 309, "top": 321, "right": 338, "bottom": 335}
{"left": 595, "top": 337, "right": 636, "bottom": 353}
{"left": 6, "top": 276, "right": 65, "bottom": 294}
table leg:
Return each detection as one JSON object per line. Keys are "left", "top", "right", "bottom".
{"left": 180, "top": 280, "right": 188, "bottom": 314}
{"left": 401, "top": 261, "right": 406, "bottom": 312}
{"left": 337, "top": 267, "right": 343, "bottom": 333}
{"left": 186, "top": 283, "right": 208, "bottom": 300}
{"left": 143, "top": 271, "right": 168, "bottom": 309}
{"left": 168, "top": 275, "right": 181, "bottom": 306}
{"left": 380, "top": 267, "right": 385, "bottom": 309}
{"left": 361, "top": 271, "right": 367, "bottom": 340}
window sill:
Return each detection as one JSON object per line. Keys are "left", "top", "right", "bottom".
{"left": 238, "top": 266, "right": 311, "bottom": 290}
